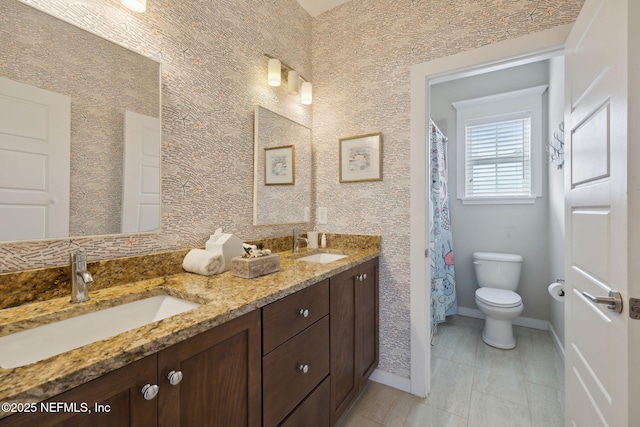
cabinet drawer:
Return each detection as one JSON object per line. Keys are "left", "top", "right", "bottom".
{"left": 263, "top": 316, "right": 330, "bottom": 427}
{"left": 262, "top": 279, "right": 329, "bottom": 354}
{"left": 281, "top": 376, "right": 330, "bottom": 427}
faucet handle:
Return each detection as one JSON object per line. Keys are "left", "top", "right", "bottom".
{"left": 71, "top": 252, "right": 87, "bottom": 265}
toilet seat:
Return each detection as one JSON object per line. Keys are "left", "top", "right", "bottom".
{"left": 475, "top": 288, "right": 522, "bottom": 308}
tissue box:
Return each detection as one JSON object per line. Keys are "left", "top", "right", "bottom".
{"left": 206, "top": 233, "right": 243, "bottom": 272}
{"left": 231, "top": 254, "right": 280, "bottom": 279}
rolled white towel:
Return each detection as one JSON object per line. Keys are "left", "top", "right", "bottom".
{"left": 182, "top": 249, "right": 225, "bottom": 276}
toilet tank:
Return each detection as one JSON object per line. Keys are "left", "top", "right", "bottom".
{"left": 473, "top": 252, "right": 523, "bottom": 290}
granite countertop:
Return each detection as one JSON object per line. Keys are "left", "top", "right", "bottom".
{"left": 0, "top": 244, "right": 379, "bottom": 418}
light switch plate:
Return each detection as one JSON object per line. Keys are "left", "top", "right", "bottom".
{"left": 317, "top": 207, "right": 327, "bottom": 224}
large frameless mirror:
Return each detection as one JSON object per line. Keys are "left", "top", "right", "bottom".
{"left": 0, "top": 0, "right": 161, "bottom": 242}
{"left": 253, "top": 106, "right": 311, "bottom": 225}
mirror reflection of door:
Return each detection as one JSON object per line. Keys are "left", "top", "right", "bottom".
{"left": 0, "top": 78, "right": 70, "bottom": 241}
{"left": 121, "top": 110, "right": 161, "bottom": 233}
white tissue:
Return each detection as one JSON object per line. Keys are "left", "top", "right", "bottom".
{"left": 183, "top": 249, "right": 225, "bottom": 276}
{"left": 548, "top": 282, "right": 564, "bottom": 302}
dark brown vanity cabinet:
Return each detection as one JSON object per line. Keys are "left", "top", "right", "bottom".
{"left": 261, "top": 257, "right": 379, "bottom": 427}
{"left": 0, "top": 354, "right": 158, "bottom": 427}
{"left": 0, "top": 310, "right": 261, "bottom": 427}
{"left": 261, "top": 280, "right": 331, "bottom": 427}
{"left": 158, "top": 309, "right": 261, "bottom": 427}
{"left": 330, "top": 258, "right": 379, "bottom": 425}
{"left": 0, "top": 257, "right": 378, "bottom": 427}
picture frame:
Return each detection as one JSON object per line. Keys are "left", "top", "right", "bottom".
{"left": 264, "top": 145, "right": 295, "bottom": 185}
{"left": 339, "top": 132, "right": 382, "bottom": 183}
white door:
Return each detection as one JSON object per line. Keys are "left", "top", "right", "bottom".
{"left": 564, "top": 0, "right": 639, "bottom": 425}
{"left": 121, "top": 110, "right": 160, "bottom": 233}
{"left": 0, "top": 78, "right": 70, "bottom": 241}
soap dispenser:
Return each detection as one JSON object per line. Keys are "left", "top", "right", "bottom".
{"left": 321, "top": 233, "right": 327, "bottom": 248}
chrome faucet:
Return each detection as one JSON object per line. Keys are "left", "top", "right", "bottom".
{"left": 293, "top": 228, "right": 308, "bottom": 254}
{"left": 70, "top": 253, "right": 94, "bottom": 303}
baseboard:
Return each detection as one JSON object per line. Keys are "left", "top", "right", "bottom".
{"left": 457, "top": 306, "right": 549, "bottom": 330}
{"left": 548, "top": 321, "right": 565, "bottom": 359}
{"left": 369, "top": 369, "right": 411, "bottom": 393}
{"left": 457, "top": 306, "right": 484, "bottom": 319}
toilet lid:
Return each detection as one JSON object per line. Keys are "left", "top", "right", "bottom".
{"left": 476, "top": 288, "right": 522, "bottom": 308}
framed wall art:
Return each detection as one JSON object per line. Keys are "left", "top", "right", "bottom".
{"left": 339, "top": 132, "right": 382, "bottom": 183}
{"left": 264, "top": 145, "right": 295, "bottom": 185}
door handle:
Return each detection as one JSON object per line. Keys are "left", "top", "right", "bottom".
{"left": 582, "top": 290, "right": 623, "bottom": 313}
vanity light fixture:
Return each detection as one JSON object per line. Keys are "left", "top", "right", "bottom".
{"left": 265, "top": 54, "right": 312, "bottom": 105}
{"left": 288, "top": 70, "right": 300, "bottom": 95}
{"left": 300, "top": 81, "right": 312, "bottom": 105}
{"left": 122, "top": 0, "right": 146, "bottom": 12}
{"left": 268, "top": 58, "right": 282, "bottom": 86}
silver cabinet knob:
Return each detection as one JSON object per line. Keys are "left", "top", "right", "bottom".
{"left": 141, "top": 384, "right": 159, "bottom": 400}
{"left": 363, "top": 273, "right": 367, "bottom": 280}
{"left": 299, "top": 308, "right": 310, "bottom": 318}
{"left": 167, "top": 370, "right": 183, "bottom": 385}
{"left": 299, "top": 364, "right": 309, "bottom": 374}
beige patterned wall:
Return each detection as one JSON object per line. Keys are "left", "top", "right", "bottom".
{"left": 312, "top": 0, "right": 584, "bottom": 378}
{"left": 0, "top": 0, "right": 311, "bottom": 272}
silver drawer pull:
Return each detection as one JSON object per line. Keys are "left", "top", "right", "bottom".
{"left": 299, "top": 308, "right": 309, "bottom": 318}
{"left": 141, "top": 384, "right": 159, "bottom": 400}
{"left": 167, "top": 370, "right": 183, "bottom": 385}
{"left": 299, "top": 364, "right": 309, "bottom": 374}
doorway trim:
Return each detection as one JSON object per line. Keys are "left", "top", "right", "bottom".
{"left": 409, "top": 24, "right": 572, "bottom": 397}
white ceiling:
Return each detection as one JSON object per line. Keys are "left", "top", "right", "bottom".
{"left": 295, "top": 0, "right": 352, "bottom": 17}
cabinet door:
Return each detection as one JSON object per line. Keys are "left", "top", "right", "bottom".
{"left": 356, "top": 258, "right": 379, "bottom": 388}
{"left": 157, "top": 310, "right": 261, "bottom": 427}
{"left": 329, "top": 267, "right": 357, "bottom": 425}
{"left": 329, "top": 258, "right": 380, "bottom": 426}
{"left": 0, "top": 355, "right": 157, "bottom": 427}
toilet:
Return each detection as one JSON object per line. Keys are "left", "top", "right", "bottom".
{"left": 473, "top": 252, "right": 523, "bottom": 349}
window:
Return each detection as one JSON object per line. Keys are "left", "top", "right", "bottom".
{"left": 465, "top": 113, "right": 531, "bottom": 197}
{"left": 453, "top": 85, "right": 547, "bottom": 204}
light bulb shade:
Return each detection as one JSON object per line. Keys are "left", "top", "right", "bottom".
{"left": 300, "top": 81, "right": 312, "bottom": 105}
{"left": 268, "top": 58, "right": 281, "bottom": 87}
{"left": 122, "top": 0, "right": 146, "bottom": 12}
{"left": 287, "top": 70, "right": 300, "bottom": 95}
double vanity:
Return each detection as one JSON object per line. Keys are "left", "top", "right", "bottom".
{"left": 0, "top": 235, "right": 379, "bottom": 426}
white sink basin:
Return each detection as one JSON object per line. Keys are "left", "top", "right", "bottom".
{"left": 0, "top": 295, "right": 201, "bottom": 368}
{"left": 298, "top": 253, "right": 347, "bottom": 264}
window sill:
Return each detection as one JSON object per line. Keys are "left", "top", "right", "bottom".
{"left": 459, "top": 197, "right": 537, "bottom": 205}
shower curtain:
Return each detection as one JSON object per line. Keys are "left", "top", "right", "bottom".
{"left": 429, "top": 120, "right": 457, "bottom": 334}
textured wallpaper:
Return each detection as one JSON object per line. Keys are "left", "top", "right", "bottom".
{"left": 312, "top": 0, "right": 584, "bottom": 378}
{"left": 0, "top": 0, "right": 312, "bottom": 271}
{"left": 0, "top": 0, "right": 584, "bottom": 382}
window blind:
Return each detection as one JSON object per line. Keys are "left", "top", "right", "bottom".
{"left": 464, "top": 115, "right": 531, "bottom": 198}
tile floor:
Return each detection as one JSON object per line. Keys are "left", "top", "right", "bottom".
{"left": 337, "top": 315, "right": 565, "bottom": 427}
